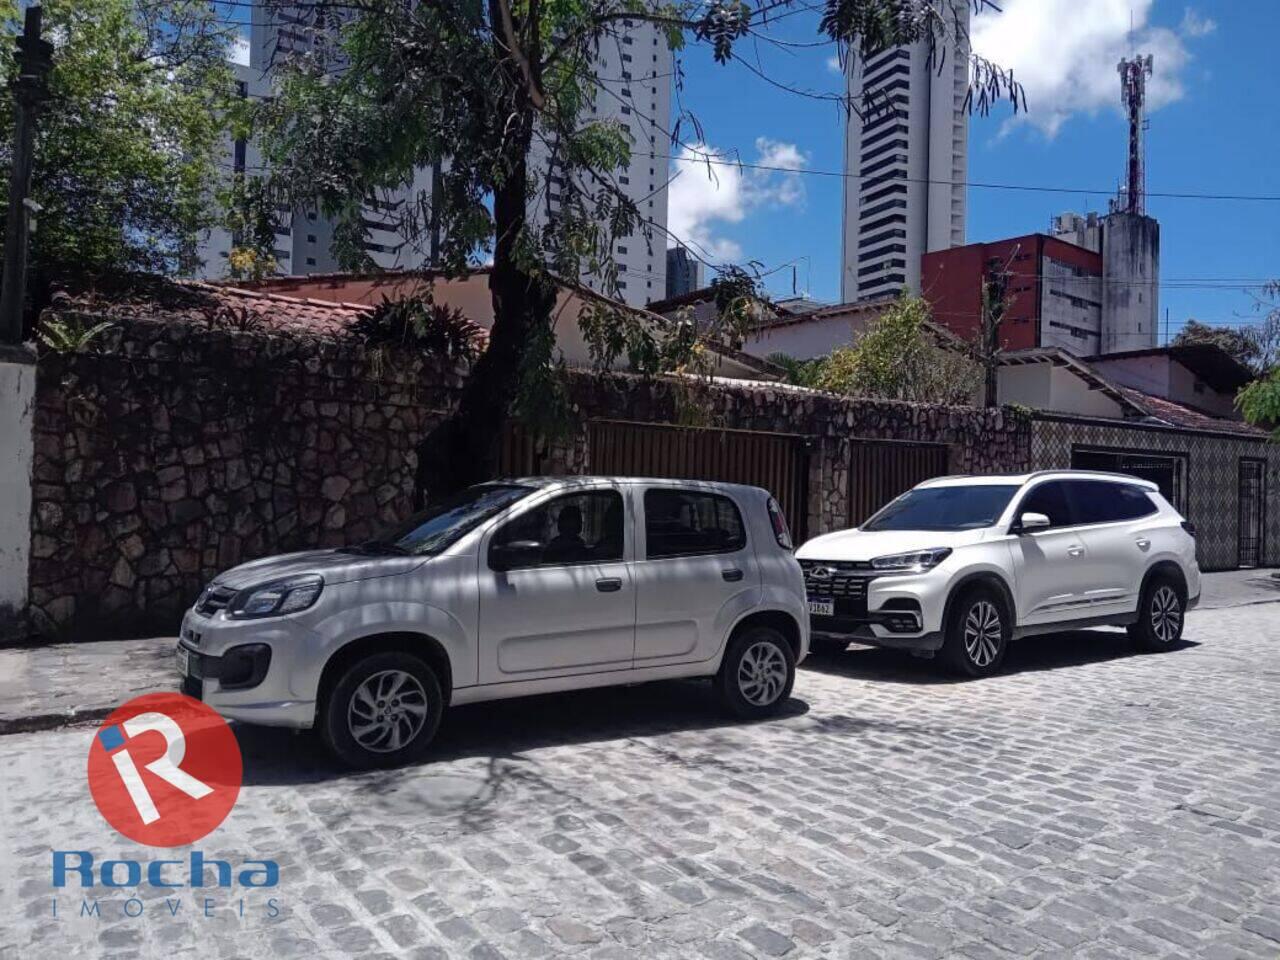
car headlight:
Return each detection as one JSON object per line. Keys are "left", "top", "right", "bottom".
{"left": 870, "top": 548, "right": 952, "bottom": 572}
{"left": 229, "top": 574, "right": 324, "bottom": 619}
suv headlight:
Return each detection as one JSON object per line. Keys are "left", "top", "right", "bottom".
{"left": 870, "top": 548, "right": 952, "bottom": 572}
{"left": 229, "top": 574, "right": 324, "bottom": 619}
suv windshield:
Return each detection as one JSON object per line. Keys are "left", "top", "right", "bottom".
{"left": 354, "top": 484, "right": 535, "bottom": 556}
{"left": 862, "top": 484, "right": 1020, "bottom": 532}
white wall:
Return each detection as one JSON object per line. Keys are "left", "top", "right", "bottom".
{"left": 0, "top": 350, "right": 35, "bottom": 635}
{"left": 998, "top": 362, "right": 1126, "bottom": 419}
{"left": 741, "top": 314, "right": 870, "bottom": 360}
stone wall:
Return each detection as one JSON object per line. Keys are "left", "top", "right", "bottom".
{"left": 27, "top": 318, "right": 1030, "bottom": 638}
{"left": 29, "top": 318, "right": 463, "bottom": 637}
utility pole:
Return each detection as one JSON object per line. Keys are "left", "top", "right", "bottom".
{"left": 1, "top": 6, "right": 54, "bottom": 345}
{"left": 979, "top": 258, "right": 1011, "bottom": 409}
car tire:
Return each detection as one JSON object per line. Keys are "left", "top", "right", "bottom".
{"left": 716, "top": 626, "right": 796, "bottom": 719}
{"left": 320, "top": 651, "right": 444, "bottom": 769}
{"left": 940, "top": 587, "right": 1010, "bottom": 678}
{"left": 809, "top": 637, "right": 849, "bottom": 658}
{"left": 1127, "top": 576, "right": 1186, "bottom": 651}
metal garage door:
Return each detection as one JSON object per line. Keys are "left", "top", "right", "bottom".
{"left": 848, "top": 439, "right": 950, "bottom": 527}
{"left": 587, "top": 420, "right": 810, "bottom": 540}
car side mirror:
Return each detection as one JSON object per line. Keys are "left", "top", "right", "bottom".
{"left": 1015, "top": 512, "right": 1050, "bottom": 533}
{"left": 489, "top": 540, "right": 543, "bottom": 571}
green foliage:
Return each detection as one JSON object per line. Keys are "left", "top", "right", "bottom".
{"left": 351, "top": 293, "right": 483, "bottom": 363}
{"left": 35, "top": 314, "right": 114, "bottom": 353}
{"left": 0, "top": 0, "right": 235, "bottom": 280}
{"left": 815, "top": 295, "right": 980, "bottom": 404}
{"left": 1172, "top": 320, "right": 1261, "bottom": 371}
{"left": 1237, "top": 369, "right": 1280, "bottom": 442}
{"left": 768, "top": 353, "right": 827, "bottom": 388}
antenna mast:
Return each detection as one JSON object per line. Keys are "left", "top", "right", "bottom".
{"left": 1116, "top": 54, "right": 1154, "bottom": 215}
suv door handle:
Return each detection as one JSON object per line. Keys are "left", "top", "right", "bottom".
{"left": 1067, "top": 546, "right": 1085, "bottom": 557}
{"left": 595, "top": 577, "right": 623, "bottom": 593}
{"left": 722, "top": 568, "right": 744, "bottom": 582}
{"left": 1135, "top": 538, "right": 1151, "bottom": 549}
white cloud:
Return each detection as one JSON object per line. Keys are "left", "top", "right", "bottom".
{"left": 1180, "top": 7, "right": 1216, "bottom": 38}
{"left": 825, "top": 54, "right": 843, "bottom": 75}
{"left": 667, "top": 137, "right": 809, "bottom": 263}
{"left": 970, "top": 0, "right": 1211, "bottom": 137}
{"left": 230, "top": 34, "right": 251, "bottom": 67}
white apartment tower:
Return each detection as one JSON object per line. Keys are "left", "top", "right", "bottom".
{"left": 840, "top": 11, "right": 969, "bottom": 302}
{"left": 200, "top": 7, "right": 670, "bottom": 306}
{"left": 532, "top": 22, "right": 673, "bottom": 308}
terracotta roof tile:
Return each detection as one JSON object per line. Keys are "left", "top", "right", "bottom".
{"left": 1118, "top": 387, "right": 1265, "bottom": 437}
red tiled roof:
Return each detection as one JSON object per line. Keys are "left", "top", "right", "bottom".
{"left": 1118, "top": 387, "right": 1266, "bottom": 437}
{"left": 51, "top": 277, "right": 489, "bottom": 345}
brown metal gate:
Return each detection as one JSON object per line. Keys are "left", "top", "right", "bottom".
{"left": 587, "top": 420, "right": 810, "bottom": 540}
{"left": 848, "top": 438, "right": 950, "bottom": 527}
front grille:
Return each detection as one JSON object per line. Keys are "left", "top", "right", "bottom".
{"left": 800, "top": 560, "right": 876, "bottom": 599}
{"left": 195, "top": 585, "right": 235, "bottom": 616}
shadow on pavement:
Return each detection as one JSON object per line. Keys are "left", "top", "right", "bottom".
{"left": 802, "top": 628, "right": 1200, "bottom": 685}
{"left": 234, "top": 679, "right": 810, "bottom": 789}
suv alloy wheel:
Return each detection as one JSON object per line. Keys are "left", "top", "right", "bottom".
{"left": 1128, "top": 576, "right": 1186, "bottom": 651}
{"left": 942, "top": 587, "right": 1010, "bottom": 678}
{"left": 321, "top": 651, "right": 445, "bottom": 768}
{"left": 716, "top": 626, "right": 796, "bottom": 719}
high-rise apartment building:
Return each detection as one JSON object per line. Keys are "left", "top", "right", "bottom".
{"left": 199, "top": 7, "right": 670, "bottom": 307}
{"left": 840, "top": 10, "right": 969, "bottom": 302}
{"left": 531, "top": 24, "right": 673, "bottom": 307}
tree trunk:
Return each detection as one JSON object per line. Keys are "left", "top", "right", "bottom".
{"left": 413, "top": 1, "right": 556, "bottom": 504}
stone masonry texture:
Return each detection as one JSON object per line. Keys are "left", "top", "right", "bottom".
{"left": 2, "top": 603, "right": 1279, "bottom": 957}
{"left": 27, "top": 316, "right": 1029, "bottom": 638}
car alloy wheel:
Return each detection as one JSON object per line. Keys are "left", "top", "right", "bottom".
{"left": 963, "top": 600, "right": 1002, "bottom": 668}
{"left": 1149, "top": 585, "right": 1182, "bottom": 644}
{"left": 737, "top": 639, "right": 788, "bottom": 706}
{"left": 347, "top": 669, "right": 430, "bottom": 754}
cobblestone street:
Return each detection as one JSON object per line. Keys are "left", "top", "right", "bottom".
{"left": 4, "top": 602, "right": 1280, "bottom": 959}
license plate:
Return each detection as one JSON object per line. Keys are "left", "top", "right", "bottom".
{"left": 176, "top": 644, "right": 190, "bottom": 677}
{"left": 808, "top": 599, "right": 834, "bottom": 617}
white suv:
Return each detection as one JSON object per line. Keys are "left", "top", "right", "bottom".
{"left": 796, "top": 470, "right": 1200, "bottom": 677}
{"left": 178, "top": 477, "right": 807, "bottom": 767}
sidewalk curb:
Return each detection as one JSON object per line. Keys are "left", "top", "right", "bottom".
{"left": 0, "top": 706, "right": 112, "bottom": 737}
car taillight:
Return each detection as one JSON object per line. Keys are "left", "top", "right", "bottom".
{"left": 767, "top": 497, "right": 793, "bottom": 550}
{"left": 1181, "top": 520, "right": 1196, "bottom": 537}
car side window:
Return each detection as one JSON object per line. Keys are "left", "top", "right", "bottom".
{"left": 1068, "top": 480, "right": 1160, "bottom": 524}
{"left": 1018, "top": 480, "right": 1074, "bottom": 528}
{"left": 489, "top": 490, "right": 624, "bottom": 570}
{"left": 643, "top": 489, "right": 746, "bottom": 559}
{"left": 1067, "top": 480, "right": 1122, "bottom": 524}
{"left": 1117, "top": 485, "right": 1159, "bottom": 520}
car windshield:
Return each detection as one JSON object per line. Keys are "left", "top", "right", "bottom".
{"left": 862, "top": 484, "right": 1020, "bottom": 532}
{"left": 353, "top": 484, "right": 535, "bottom": 556}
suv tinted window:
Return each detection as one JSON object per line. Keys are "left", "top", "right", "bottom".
{"left": 644, "top": 489, "right": 745, "bottom": 559}
{"left": 1069, "top": 480, "right": 1158, "bottom": 523}
{"left": 1019, "top": 481, "right": 1074, "bottom": 528}
{"left": 490, "top": 490, "right": 623, "bottom": 569}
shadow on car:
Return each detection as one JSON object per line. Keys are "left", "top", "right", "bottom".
{"left": 231, "top": 679, "right": 810, "bottom": 789}
{"left": 803, "top": 628, "right": 1200, "bottom": 684}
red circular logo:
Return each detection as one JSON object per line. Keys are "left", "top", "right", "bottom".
{"left": 88, "top": 692, "right": 242, "bottom": 847}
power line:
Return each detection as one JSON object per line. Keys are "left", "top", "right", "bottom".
{"left": 662, "top": 152, "right": 1280, "bottom": 203}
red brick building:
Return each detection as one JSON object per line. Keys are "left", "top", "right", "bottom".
{"left": 922, "top": 234, "right": 1104, "bottom": 353}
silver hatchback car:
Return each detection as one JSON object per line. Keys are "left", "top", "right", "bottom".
{"left": 178, "top": 477, "right": 808, "bottom": 767}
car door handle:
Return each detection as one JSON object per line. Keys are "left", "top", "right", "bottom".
{"left": 1067, "top": 546, "right": 1085, "bottom": 557}
{"left": 1135, "top": 538, "right": 1151, "bottom": 549}
{"left": 595, "top": 577, "right": 623, "bottom": 593}
{"left": 722, "top": 568, "right": 744, "bottom": 582}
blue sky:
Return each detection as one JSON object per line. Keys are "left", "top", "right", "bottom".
{"left": 669, "top": 0, "right": 1279, "bottom": 340}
